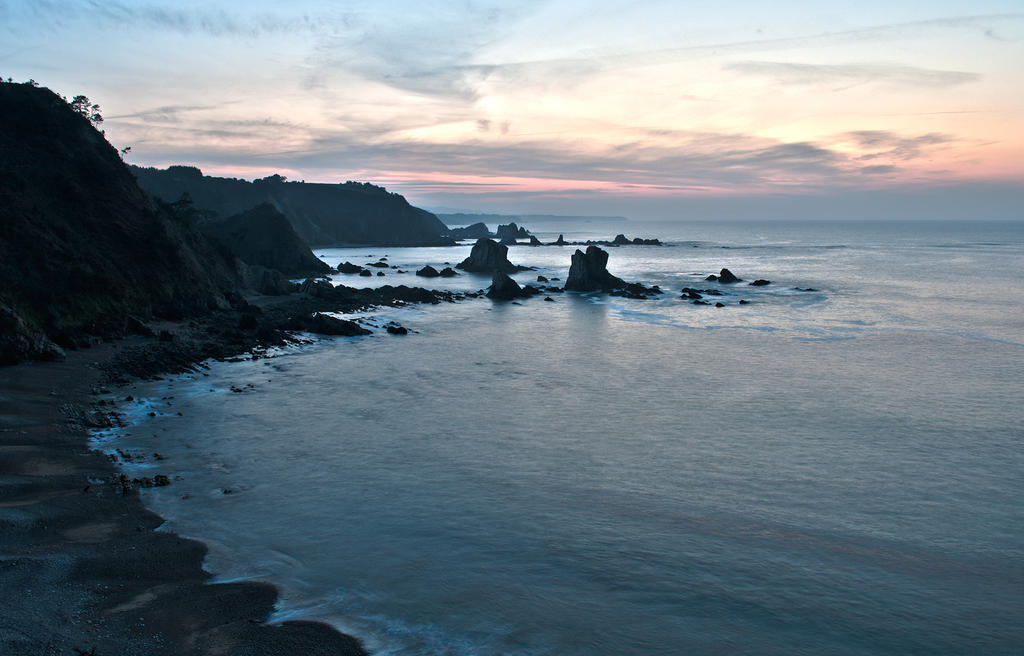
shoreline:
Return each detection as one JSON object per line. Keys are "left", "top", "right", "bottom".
{"left": 0, "top": 284, "right": 468, "bottom": 655}
{"left": 0, "top": 337, "right": 369, "bottom": 656}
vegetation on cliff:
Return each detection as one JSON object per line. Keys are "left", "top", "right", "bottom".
{"left": 131, "top": 166, "right": 454, "bottom": 247}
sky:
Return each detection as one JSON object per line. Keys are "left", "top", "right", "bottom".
{"left": 3, "top": 1, "right": 1022, "bottom": 220}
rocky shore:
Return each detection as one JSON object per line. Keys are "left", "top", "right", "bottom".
{"left": 0, "top": 273, "right": 487, "bottom": 655}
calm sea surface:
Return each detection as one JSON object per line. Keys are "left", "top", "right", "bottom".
{"left": 96, "top": 220, "right": 1024, "bottom": 655}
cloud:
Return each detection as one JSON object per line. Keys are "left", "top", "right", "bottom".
{"left": 861, "top": 165, "right": 898, "bottom": 175}
{"left": 10, "top": 0, "right": 323, "bottom": 38}
{"left": 724, "top": 61, "right": 980, "bottom": 89}
{"left": 845, "top": 131, "right": 953, "bottom": 160}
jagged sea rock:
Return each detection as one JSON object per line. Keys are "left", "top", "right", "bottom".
{"left": 717, "top": 268, "right": 742, "bottom": 283}
{"left": 564, "top": 246, "right": 625, "bottom": 291}
{"left": 456, "top": 238, "right": 528, "bottom": 274}
{"left": 416, "top": 265, "right": 440, "bottom": 277}
{"left": 553, "top": 234, "right": 566, "bottom": 246}
{"left": 496, "top": 223, "right": 530, "bottom": 243}
{"left": 529, "top": 235, "right": 542, "bottom": 246}
{"left": 446, "top": 222, "right": 491, "bottom": 240}
{"left": 485, "top": 272, "right": 540, "bottom": 300}
{"left": 337, "top": 261, "right": 365, "bottom": 274}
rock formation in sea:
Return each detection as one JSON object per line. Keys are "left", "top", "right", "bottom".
{"left": 496, "top": 222, "right": 530, "bottom": 243}
{"left": 707, "top": 268, "right": 742, "bottom": 283}
{"left": 486, "top": 272, "right": 540, "bottom": 300}
{"left": 445, "top": 222, "right": 491, "bottom": 240}
{"left": 416, "top": 265, "right": 441, "bottom": 277}
{"left": 337, "top": 261, "right": 366, "bottom": 274}
{"left": 564, "top": 246, "right": 626, "bottom": 291}
{"left": 456, "top": 239, "right": 529, "bottom": 274}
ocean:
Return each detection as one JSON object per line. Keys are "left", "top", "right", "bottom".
{"left": 93, "top": 220, "right": 1024, "bottom": 655}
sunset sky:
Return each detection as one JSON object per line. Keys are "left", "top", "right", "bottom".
{"left": 3, "top": 1, "right": 1022, "bottom": 219}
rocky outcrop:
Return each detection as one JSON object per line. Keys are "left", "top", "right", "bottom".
{"left": 707, "top": 268, "right": 742, "bottom": 283}
{"left": 289, "top": 312, "right": 370, "bottom": 337}
{"left": 131, "top": 166, "right": 455, "bottom": 247}
{"left": 445, "top": 222, "right": 491, "bottom": 240}
{"left": 553, "top": 234, "right": 566, "bottom": 246}
{"left": 438, "top": 267, "right": 459, "bottom": 277}
{"left": 529, "top": 235, "right": 543, "bottom": 246}
{"left": 749, "top": 279, "right": 771, "bottom": 286}
{"left": 564, "top": 246, "right": 625, "bottom": 291}
{"left": 0, "top": 82, "right": 246, "bottom": 363}
{"left": 496, "top": 223, "right": 530, "bottom": 243}
{"left": 416, "top": 265, "right": 440, "bottom": 277}
{"left": 199, "top": 203, "right": 330, "bottom": 277}
{"left": 456, "top": 239, "right": 529, "bottom": 274}
{"left": 337, "top": 261, "right": 365, "bottom": 274}
{"left": 612, "top": 234, "right": 631, "bottom": 245}
{"left": 486, "top": 272, "right": 540, "bottom": 301}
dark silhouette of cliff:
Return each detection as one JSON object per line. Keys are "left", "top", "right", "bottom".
{"left": 131, "top": 166, "right": 454, "bottom": 247}
{"left": 0, "top": 82, "right": 244, "bottom": 363}
{"left": 199, "top": 203, "right": 330, "bottom": 278}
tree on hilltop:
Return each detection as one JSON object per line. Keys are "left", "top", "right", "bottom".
{"left": 69, "top": 94, "right": 103, "bottom": 126}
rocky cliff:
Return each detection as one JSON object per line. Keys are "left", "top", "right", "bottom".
{"left": 0, "top": 82, "right": 244, "bottom": 363}
{"left": 131, "top": 166, "right": 454, "bottom": 247}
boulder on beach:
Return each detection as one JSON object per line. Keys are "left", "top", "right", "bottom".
{"left": 564, "top": 246, "right": 625, "bottom": 291}
{"left": 456, "top": 238, "right": 528, "bottom": 274}
{"left": 416, "top": 265, "right": 441, "bottom": 277}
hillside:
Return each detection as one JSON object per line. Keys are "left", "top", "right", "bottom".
{"left": 0, "top": 82, "right": 244, "bottom": 363}
{"left": 199, "top": 203, "right": 331, "bottom": 277}
{"left": 131, "top": 166, "right": 454, "bottom": 247}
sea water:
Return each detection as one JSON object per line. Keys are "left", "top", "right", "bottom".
{"left": 95, "top": 220, "right": 1024, "bottom": 655}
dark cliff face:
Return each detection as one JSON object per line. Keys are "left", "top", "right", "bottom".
{"left": 200, "top": 203, "right": 330, "bottom": 278}
{"left": 0, "top": 83, "right": 242, "bottom": 363}
{"left": 131, "top": 166, "right": 454, "bottom": 247}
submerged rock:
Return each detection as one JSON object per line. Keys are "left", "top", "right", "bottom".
{"left": 456, "top": 238, "right": 528, "bottom": 274}
{"left": 564, "top": 246, "right": 625, "bottom": 291}
{"left": 386, "top": 324, "right": 408, "bottom": 335}
{"left": 749, "top": 279, "right": 771, "bottom": 286}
